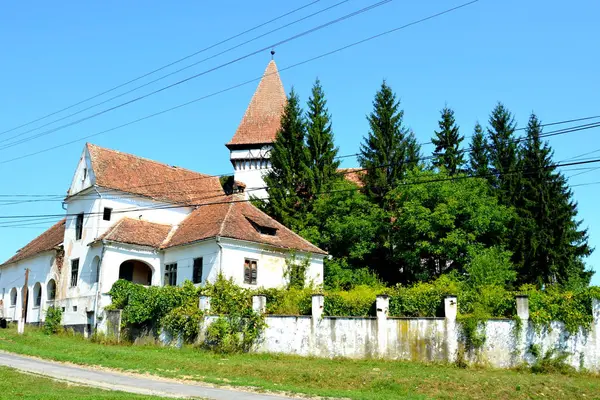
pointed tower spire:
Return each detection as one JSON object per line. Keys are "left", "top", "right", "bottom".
{"left": 226, "top": 60, "right": 286, "bottom": 148}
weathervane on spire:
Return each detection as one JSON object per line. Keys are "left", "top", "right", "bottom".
{"left": 270, "top": 49, "right": 275, "bottom": 60}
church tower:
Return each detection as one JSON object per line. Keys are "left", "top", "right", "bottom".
{"left": 226, "top": 60, "right": 286, "bottom": 199}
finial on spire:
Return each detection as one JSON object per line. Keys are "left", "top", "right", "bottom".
{"left": 270, "top": 49, "right": 275, "bottom": 60}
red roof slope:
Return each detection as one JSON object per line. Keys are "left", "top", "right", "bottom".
{"left": 1, "top": 219, "right": 65, "bottom": 266}
{"left": 226, "top": 60, "right": 286, "bottom": 147}
{"left": 98, "top": 218, "right": 173, "bottom": 248}
{"left": 165, "top": 196, "right": 326, "bottom": 254}
{"left": 339, "top": 168, "right": 365, "bottom": 187}
{"left": 87, "top": 143, "right": 223, "bottom": 205}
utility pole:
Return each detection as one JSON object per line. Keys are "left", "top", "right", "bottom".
{"left": 18, "top": 268, "right": 29, "bottom": 335}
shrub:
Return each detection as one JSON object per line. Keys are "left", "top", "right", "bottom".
{"left": 389, "top": 275, "right": 461, "bottom": 317}
{"left": 203, "top": 310, "right": 266, "bottom": 354}
{"left": 261, "top": 287, "right": 313, "bottom": 315}
{"left": 465, "top": 246, "right": 516, "bottom": 288}
{"left": 162, "top": 302, "right": 203, "bottom": 343}
{"left": 43, "top": 306, "right": 62, "bottom": 335}
{"left": 530, "top": 347, "right": 575, "bottom": 375}
{"left": 324, "top": 285, "right": 378, "bottom": 316}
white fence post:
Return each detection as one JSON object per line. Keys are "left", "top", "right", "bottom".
{"left": 252, "top": 295, "right": 267, "bottom": 314}
{"left": 444, "top": 295, "right": 458, "bottom": 363}
{"left": 376, "top": 295, "right": 389, "bottom": 357}
{"left": 199, "top": 295, "right": 211, "bottom": 313}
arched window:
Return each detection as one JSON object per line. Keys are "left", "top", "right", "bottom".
{"left": 47, "top": 280, "right": 56, "bottom": 301}
{"left": 91, "top": 256, "right": 100, "bottom": 284}
{"left": 10, "top": 288, "right": 17, "bottom": 306}
{"left": 33, "top": 283, "right": 42, "bottom": 307}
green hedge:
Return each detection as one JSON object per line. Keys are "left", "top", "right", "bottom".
{"left": 107, "top": 276, "right": 600, "bottom": 334}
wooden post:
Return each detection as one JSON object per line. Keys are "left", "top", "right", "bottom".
{"left": 18, "top": 268, "right": 29, "bottom": 335}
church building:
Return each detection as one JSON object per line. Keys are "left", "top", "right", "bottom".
{"left": 0, "top": 61, "right": 325, "bottom": 333}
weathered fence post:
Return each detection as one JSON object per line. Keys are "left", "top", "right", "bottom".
{"left": 311, "top": 294, "right": 324, "bottom": 320}
{"left": 376, "top": 295, "right": 389, "bottom": 357}
{"left": 105, "top": 309, "right": 122, "bottom": 343}
{"left": 444, "top": 295, "right": 458, "bottom": 363}
{"left": 252, "top": 295, "right": 267, "bottom": 314}
{"left": 199, "top": 295, "right": 211, "bottom": 313}
{"left": 516, "top": 295, "right": 529, "bottom": 321}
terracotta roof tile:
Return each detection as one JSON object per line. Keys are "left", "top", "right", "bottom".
{"left": 226, "top": 61, "right": 286, "bottom": 147}
{"left": 87, "top": 143, "right": 224, "bottom": 205}
{"left": 98, "top": 218, "right": 173, "bottom": 248}
{"left": 165, "top": 196, "right": 326, "bottom": 254}
{"left": 1, "top": 219, "right": 65, "bottom": 266}
{"left": 339, "top": 168, "right": 365, "bottom": 187}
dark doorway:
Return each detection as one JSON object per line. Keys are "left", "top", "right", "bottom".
{"left": 118, "top": 260, "right": 152, "bottom": 285}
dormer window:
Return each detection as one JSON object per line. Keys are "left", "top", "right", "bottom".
{"left": 82, "top": 167, "right": 87, "bottom": 182}
{"left": 246, "top": 216, "right": 277, "bottom": 236}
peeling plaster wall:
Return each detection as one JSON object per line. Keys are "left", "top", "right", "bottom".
{"left": 199, "top": 299, "right": 600, "bottom": 371}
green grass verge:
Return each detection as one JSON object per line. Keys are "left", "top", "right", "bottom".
{"left": 0, "top": 365, "right": 177, "bottom": 399}
{"left": 1, "top": 326, "right": 599, "bottom": 399}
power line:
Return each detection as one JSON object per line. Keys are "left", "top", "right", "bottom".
{"left": 0, "top": 0, "right": 352, "bottom": 147}
{"left": 0, "top": 0, "right": 478, "bottom": 165}
{"left": 0, "top": 1, "right": 321, "bottom": 137}
{"left": 1, "top": 156, "right": 598, "bottom": 222}
{"left": 0, "top": 0, "right": 393, "bottom": 151}
{"left": 0, "top": 115, "right": 599, "bottom": 204}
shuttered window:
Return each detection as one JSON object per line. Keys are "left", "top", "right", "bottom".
{"left": 243, "top": 259, "right": 257, "bottom": 285}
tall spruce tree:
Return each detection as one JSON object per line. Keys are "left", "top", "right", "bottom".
{"left": 468, "top": 122, "right": 490, "bottom": 178}
{"left": 431, "top": 106, "right": 464, "bottom": 175}
{"left": 514, "top": 114, "right": 593, "bottom": 286}
{"left": 263, "top": 88, "right": 309, "bottom": 230}
{"left": 358, "top": 81, "right": 420, "bottom": 205}
{"left": 487, "top": 103, "right": 519, "bottom": 204}
{"left": 305, "top": 79, "right": 340, "bottom": 196}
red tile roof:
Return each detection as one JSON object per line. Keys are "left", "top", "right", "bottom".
{"left": 98, "top": 218, "right": 173, "bottom": 248}
{"left": 87, "top": 143, "right": 224, "bottom": 205}
{"left": 1, "top": 219, "right": 65, "bottom": 266}
{"left": 339, "top": 168, "right": 365, "bottom": 187}
{"left": 165, "top": 196, "right": 326, "bottom": 254}
{"left": 226, "top": 60, "right": 286, "bottom": 147}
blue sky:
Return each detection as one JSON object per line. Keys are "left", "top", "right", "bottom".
{"left": 1, "top": 0, "right": 599, "bottom": 284}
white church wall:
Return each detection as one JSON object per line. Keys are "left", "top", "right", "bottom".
{"left": 162, "top": 241, "right": 221, "bottom": 286}
{"left": 219, "top": 238, "right": 324, "bottom": 289}
{"left": 0, "top": 252, "right": 59, "bottom": 324}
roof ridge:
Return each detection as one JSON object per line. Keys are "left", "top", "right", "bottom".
{"left": 87, "top": 143, "right": 211, "bottom": 178}
{"left": 218, "top": 197, "right": 236, "bottom": 236}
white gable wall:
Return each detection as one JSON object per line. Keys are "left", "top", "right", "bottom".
{"left": 68, "top": 147, "right": 95, "bottom": 196}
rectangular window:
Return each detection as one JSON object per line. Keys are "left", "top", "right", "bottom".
{"left": 164, "top": 263, "right": 177, "bottom": 286}
{"left": 103, "top": 207, "right": 112, "bottom": 221}
{"left": 192, "top": 258, "right": 203, "bottom": 284}
{"left": 70, "top": 259, "right": 79, "bottom": 287}
{"left": 243, "top": 259, "right": 257, "bottom": 285}
{"left": 75, "top": 213, "right": 84, "bottom": 240}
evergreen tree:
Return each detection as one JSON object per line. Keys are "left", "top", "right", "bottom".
{"left": 358, "top": 81, "right": 420, "bottom": 205}
{"left": 305, "top": 79, "right": 340, "bottom": 196}
{"left": 431, "top": 106, "right": 464, "bottom": 175}
{"left": 263, "top": 88, "right": 309, "bottom": 230}
{"left": 487, "top": 102, "right": 519, "bottom": 204}
{"left": 514, "top": 114, "right": 593, "bottom": 286}
{"left": 468, "top": 122, "right": 489, "bottom": 178}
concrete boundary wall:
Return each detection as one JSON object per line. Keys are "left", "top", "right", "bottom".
{"left": 197, "top": 295, "right": 600, "bottom": 371}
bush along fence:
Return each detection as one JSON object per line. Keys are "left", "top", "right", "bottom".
{"left": 106, "top": 286, "right": 600, "bottom": 371}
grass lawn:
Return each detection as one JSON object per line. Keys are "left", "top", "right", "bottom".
{"left": 0, "top": 326, "right": 599, "bottom": 400}
{"left": 0, "top": 365, "right": 179, "bottom": 399}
